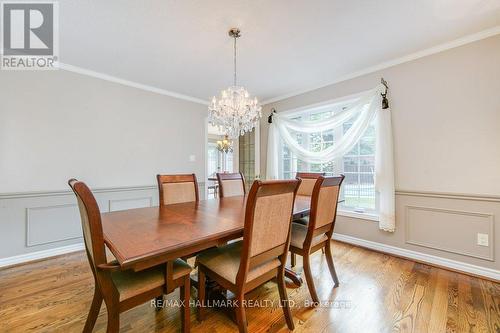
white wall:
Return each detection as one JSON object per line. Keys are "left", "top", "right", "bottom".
{"left": 0, "top": 70, "right": 207, "bottom": 193}
{"left": 0, "top": 69, "right": 207, "bottom": 262}
{"left": 260, "top": 35, "right": 500, "bottom": 277}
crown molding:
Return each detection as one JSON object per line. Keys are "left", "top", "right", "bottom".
{"left": 261, "top": 26, "right": 500, "bottom": 105}
{"left": 58, "top": 63, "right": 209, "bottom": 105}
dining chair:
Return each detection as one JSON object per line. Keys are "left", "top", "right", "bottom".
{"left": 196, "top": 179, "right": 301, "bottom": 333}
{"left": 216, "top": 172, "right": 246, "bottom": 197}
{"left": 157, "top": 173, "right": 199, "bottom": 205}
{"left": 289, "top": 175, "right": 344, "bottom": 304}
{"left": 207, "top": 180, "right": 219, "bottom": 199}
{"left": 69, "top": 179, "right": 192, "bottom": 333}
{"left": 291, "top": 172, "right": 326, "bottom": 266}
{"left": 295, "top": 172, "right": 325, "bottom": 196}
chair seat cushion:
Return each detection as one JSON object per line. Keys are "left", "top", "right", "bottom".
{"left": 112, "top": 259, "right": 191, "bottom": 301}
{"left": 290, "top": 222, "right": 328, "bottom": 250}
{"left": 293, "top": 216, "right": 309, "bottom": 226}
{"left": 196, "top": 241, "right": 280, "bottom": 285}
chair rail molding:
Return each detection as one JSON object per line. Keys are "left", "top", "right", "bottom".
{"left": 0, "top": 182, "right": 206, "bottom": 267}
{"left": 395, "top": 189, "right": 500, "bottom": 202}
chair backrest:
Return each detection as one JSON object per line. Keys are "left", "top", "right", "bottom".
{"left": 237, "top": 179, "right": 300, "bottom": 283}
{"left": 157, "top": 174, "right": 199, "bottom": 205}
{"left": 217, "top": 172, "right": 246, "bottom": 197}
{"left": 306, "top": 175, "right": 345, "bottom": 246}
{"left": 68, "top": 179, "right": 107, "bottom": 274}
{"left": 296, "top": 172, "right": 325, "bottom": 196}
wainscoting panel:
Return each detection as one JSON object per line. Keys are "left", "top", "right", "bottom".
{"left": 405, "top": 205, "right": 494, "bottom": 261}
{"left": 0, "top": 182, "right": 205, "bottom": 266}
{"left": 26, "top": 204, "right": 82, "bottom": 247}
{"left": 334, "top": 190, "right": 500, "bottom": 279}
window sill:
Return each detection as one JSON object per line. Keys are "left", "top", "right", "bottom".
{"left": 338, "top": 210, "right": 379, "bottom": 222}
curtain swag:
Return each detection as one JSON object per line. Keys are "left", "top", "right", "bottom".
{"left": 266, "top": 84, "right": 395, "bottom": 232}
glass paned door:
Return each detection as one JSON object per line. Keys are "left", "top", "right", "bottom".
{"left": 238, "top": 124, "right": 260, "bottom": 191}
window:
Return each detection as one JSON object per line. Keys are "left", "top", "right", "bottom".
{"left": 279, "top": 104, "right": 377, "bottom": 214}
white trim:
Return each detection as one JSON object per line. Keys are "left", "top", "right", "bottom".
{"left": 396, "top": 189, "right": 500, "bottom": 203}
{"left": 0, "top": 184, "right": 158, "bottom": 199}
{"left": 0, "top": 183, "right": 203, "bottom": 200}
{"left": 0, "top": 243, "right": 84, "bottom": 269}
{"left": 58, "top": 63, "right": 209, "bottom": 105}
{"left": 332, "top": 233, "right": 500, "bottom": 281}
{"left": 338, "top": 210, "right": 379, "bottom": 222}
{"left": 262, "top": 26, "right": 500, "bottom": 105}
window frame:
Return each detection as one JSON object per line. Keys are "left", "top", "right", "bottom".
{"left": 277, "top": 100, "right": 379, "bottom": 218}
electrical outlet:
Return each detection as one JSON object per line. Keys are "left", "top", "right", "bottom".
{"left": 189, "top": 155, "right": 196, "bottom": 162}
{"left": 477, "top": 233, "right": 489, "bottom": 247}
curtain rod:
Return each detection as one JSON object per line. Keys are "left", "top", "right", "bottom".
{"left": 268, "top": 78, "right": 389, "bottom": 123}
{"left": 381, "top": 77, "right": 389, "bottom": 109}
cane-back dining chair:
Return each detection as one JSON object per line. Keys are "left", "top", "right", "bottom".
{"left": 196, "top": 179, "right": 301, "bottom": 333}
{"left": 295, "top": 172, "right": 325, "bottom": 197}
{"left": 157, "top": 174, "right": 199, "bottom": 205}
{"left": 69, "top": 179, "right": 192, "bottom": 332}
{"left": 216, "top": 172, "right": 246, "bottom": 197}
{"left": 291, "top": 172, "right": 326, "bottom": 266}
{"left": 289, "top": 175, "right": 344, "bottom": 304}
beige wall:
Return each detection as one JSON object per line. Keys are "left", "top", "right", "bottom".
{"left": 260, "top": 35, "right": 500, "bottom": 274}
{"left": 0, "top": 70, "right": 207, "bottom": 192}
{"left": 0, "top": 69, "right": 207, "bottom": 261}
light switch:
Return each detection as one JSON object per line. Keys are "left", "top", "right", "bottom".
{"left": 477, "top": 233, "right": 489, "bottom": 247}
{"left": 189, "top": 155, "right": 196, "bottom": 162}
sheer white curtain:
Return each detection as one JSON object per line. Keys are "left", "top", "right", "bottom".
{"left": 266, "top": 85, "right": 395, "bottom": 232}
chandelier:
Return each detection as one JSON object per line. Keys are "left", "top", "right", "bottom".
{"left": 216, "top": 135, "right": 233, "bottom": 154}
{"left": 209, "top": 28, "right": 262, "bottom": 139}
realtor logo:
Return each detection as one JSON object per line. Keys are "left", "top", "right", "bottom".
{"left": 1, "top": 1, "right": 58, "bottom": 70}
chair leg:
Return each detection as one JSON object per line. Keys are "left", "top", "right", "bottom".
{"left": 291, "top": 253, "right": 296, "bottom": 268}
{"left": 180, "top": 276, "right": 191, "bottom": 333}
{"left": 325, "top": 243, "right": 339, "bottom": 287}
{"left": 235, "top": 293, "right": 248, "bottom": 333}
{"left": 303, "top": 253, "right": 320, "bottom": 304}
{"left": 83, "top": 287, "right": 103, "bottom": 333}
{"left": 155, "top": 295, "right": 164, "bottom": 311}
{"left": 105, "top": 306, "right": 120, "bottom": 333}
{"left": 197, "top": 269, "right": 206, "bottom": 322}
{"left": 277, "top": 268, "right": 295, "bottom": 330}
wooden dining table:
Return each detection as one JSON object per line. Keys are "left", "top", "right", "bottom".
{"left": 102, "top": 195, "right": 312, "bottom": 286}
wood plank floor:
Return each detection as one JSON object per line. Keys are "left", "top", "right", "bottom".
{"left": 0, "top": 241, "right": 498, "bottom": 333}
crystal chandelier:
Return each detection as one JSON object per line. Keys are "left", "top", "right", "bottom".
{"left": 216, "top": 135, "right": 233, "bottom": 154}
{"left": 209, "top": 28, "right": 262, "bottom": 139}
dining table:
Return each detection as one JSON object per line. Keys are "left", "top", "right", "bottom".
{"left": 102, "top": 195, "right": 312, "bottom": 287}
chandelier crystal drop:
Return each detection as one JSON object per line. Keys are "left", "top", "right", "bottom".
{"left": 208, "top": 28, "right": 262, "bottom": 139}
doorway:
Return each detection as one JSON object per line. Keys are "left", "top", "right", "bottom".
{"left": 205, "top": 121, "right": 260, "bottom": 199}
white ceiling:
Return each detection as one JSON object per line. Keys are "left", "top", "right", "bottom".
{"left": 60, "top": 0, "right": 500, "bottom": 103}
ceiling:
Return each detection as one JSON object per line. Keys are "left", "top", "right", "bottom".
{"left": 60, "top": 0, "right": 500, "bottom": 103}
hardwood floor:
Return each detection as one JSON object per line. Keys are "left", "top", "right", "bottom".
{"left": 0, "top": 241, "right": 498, "bottom": 332}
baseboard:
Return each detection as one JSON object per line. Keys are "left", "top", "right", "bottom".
{"left": 0, "top": 243, "right": 84, "bottom": 269}
{"left": 332, "top": 233, "right": 500, "bottom": 282}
